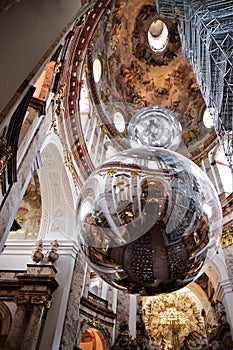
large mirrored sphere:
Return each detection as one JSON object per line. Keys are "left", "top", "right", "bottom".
{"left": 128, "top": 106, "right": 182, "bottom": 150}
{"left": 76, "top": 148, "right": 222, "bottom": 295}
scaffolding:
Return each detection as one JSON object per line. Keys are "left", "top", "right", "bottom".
{"left": 156, "top": 0, "right": 233, "bottom": 171}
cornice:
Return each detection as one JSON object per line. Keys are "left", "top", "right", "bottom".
{"left": 57, "top": 0, "right": 113, "bottom": 188}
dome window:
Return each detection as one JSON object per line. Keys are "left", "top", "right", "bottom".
{"left": 148, "top": 20, "right": 169, "bottom": 53}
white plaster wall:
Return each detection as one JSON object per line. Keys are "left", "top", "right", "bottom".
{"left": 39, "top": 241, "right": 79, "bottom": 350}
{"left": 38, "top": 132, "right": 78, "bottom": 242}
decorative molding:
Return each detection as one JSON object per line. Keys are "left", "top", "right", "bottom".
{"left": 14, "top": 294, "right": 51, "bottom": 308}
{"left": 0, "top": 137, "right": 12, "bottom": 183}
{"left": 54, "top": 59, "right": 62, "bottom": 74}
{"left": 31, "top": 239, "right": 44, "bottom": 263}
{"left": 52, "top": 83, "right": 66, "bottom": 117}
{"left": 193, "top": 152, "right": 208, "bottom": 167}
{"left": 221, "top": 226, "right": 233, "bottom": 249}
{"left": 14, "top": 295, "right": 30, "bottom": 304}
{"left": 80, "top": 295, "right": 116, "bottom": 320}
{"left": 46, "top": 240, "right": 60, "bottom": 264}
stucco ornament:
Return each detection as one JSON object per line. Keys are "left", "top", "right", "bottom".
{"left": 142, "top": 292, "right": 208, "bottom": 349}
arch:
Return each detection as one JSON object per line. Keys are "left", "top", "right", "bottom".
{"left": 188, "top": 282, "right": 215, "bottom": 322}
{"left": 1, "top": 86, "right": 35, "bottom": 195}
{"left": 0, "top": 302, "right": 12, "bottom": 348}
{"left": 205, "top": 252, "right": 233, "bottom": 336}
{"left": 206, "top": 252, "right": 229, "bottom": 287}
{"left": 76, "top": 319, "right": 111, "bottom": 350}
{"left": 79, "top": 327, "right": 107, "bottom": 350}
{"left": 38, "top": 132, "right": 77, "bottom": 241}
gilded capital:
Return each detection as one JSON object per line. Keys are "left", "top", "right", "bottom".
{"left": 31, "top": 295, "right": 48, "bottom": 305}
{"left": 221, "top": 227, "right": 233, "bottom": 248}
{"left": 14, "top": 295, "right": 30, "bottom": 304}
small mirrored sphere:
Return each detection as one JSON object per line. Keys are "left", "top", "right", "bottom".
{"left": 128, "top": 106, "right": 182, "bottom": 150}
{"left": 76, "top": 148, "right": 222, "bottom": 295}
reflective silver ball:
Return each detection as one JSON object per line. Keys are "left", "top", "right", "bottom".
{"left": 77, "top": 148, "right": 222, "bottom": 295}
{"left": 128, "top": 106, "right": 182, "bottom": 151}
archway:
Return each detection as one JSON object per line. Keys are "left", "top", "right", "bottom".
{"left": 78, "top": 328, "right": 107, "bottom": 350}
{"left": 37, "top": 133, "right": 77, "bottom": 241}
{"left": 0, "top": 302, "right": 12, "bottom": 348}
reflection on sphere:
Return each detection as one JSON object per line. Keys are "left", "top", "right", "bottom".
{"left": 128, "top": 106, "right": 182, "bottom": 150}
{"left": 76, "top": 148, "right": 222, "bottom": 295}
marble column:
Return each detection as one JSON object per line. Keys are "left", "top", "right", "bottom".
{"left": 21, "top": 303, "right": 45, "bottom": 350}
{"left": 5, "top": 303, "right": 27, "bottom": 349}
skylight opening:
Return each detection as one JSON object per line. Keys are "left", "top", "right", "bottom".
{"left": 148, "top": 20, "right": 169, "bottom": 53}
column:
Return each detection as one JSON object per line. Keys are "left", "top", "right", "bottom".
{"left": 129, "top": 294, "right": 137, "bottom": 339}
{"left": 4, "top": 299, "right": 28, "bottom": 349}
{"left": 20, "top": 298, "right": 46, "bottom": 350}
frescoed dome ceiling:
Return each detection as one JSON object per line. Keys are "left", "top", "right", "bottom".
{"left": 85, "top": 0, "right": 216, "bottom": 155}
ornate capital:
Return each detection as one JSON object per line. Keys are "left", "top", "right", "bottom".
{"left": 14, "top": 295, "right": 30, "bottom": 304}
{"left": 14, "top": 294, "right": 51, "bottom": 307}
{"left": 221, "top": 226, "right": 233, "bottom": 248}
{"left": 31, "top": 295, "right": 48, "bottom": 305}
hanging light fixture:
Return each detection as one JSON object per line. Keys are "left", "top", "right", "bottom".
{"left": 76, "top": 107, "right": 222, "bottom": 295}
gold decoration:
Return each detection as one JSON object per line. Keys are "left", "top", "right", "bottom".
{"left": 76, "top": 6, "right": 94, "bottom": 27}
{"left": 31, "top": 239, "right": 44, "bottom": 263}
{"left": 46, "top": 240, "right": 59, "bottom": 264}
{"left": 64, "top": 149, "right": 74, "bottom": 171}
{"left": 221, "top": 226, "right": 233, "bottom": 248}
{"left": 131, "top": 172, "right": 139, "bottom": 178}
{"left": 0, "top": 137, "right": 12, "bottom": 183}
{"left": 107, "top": 169, "right": 117, "bottom": 177}
{"left": 45, "top": 300, "right": 52, "bottom": 309}
{"left": 193, "top": 152, "right": 208, "bottom": 167}
{"left": 182, "top": 128, "right": 199, "bottom": 146}
{"left": 88, "top": 316, "right": 104, "bottom": 330}
{"left": 14, "top": 294, "right": 51, "bottom": 307}
{"left": 52, "top": 83, "right": 66, "bottom": 117}
{"left": 50, "top": 119, "right": 57, "bottom": 132}
{"left": 54, "top": 59, "right": 62, "bottom": 74}
{"left": 31, "top": 295, "right": 48, "bottom": 305}
{"left": 97, "top": 121, "right": 107, "bottom": 134}
{"left": 14, "top": 295, "right": 30, "bottom": 304}
{"left": 83, "top": 62, "right": 88, "bottom": 72}
{"left": 142, "top": 292, "right": 207, "bottom": 349}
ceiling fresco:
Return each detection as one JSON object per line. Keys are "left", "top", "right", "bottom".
{"left": 86, "top": 0, "right": 216, "bottom": 154}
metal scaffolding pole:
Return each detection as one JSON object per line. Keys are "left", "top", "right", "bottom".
{"left": 156, "top": 0, "right": 233, "bottom": 171}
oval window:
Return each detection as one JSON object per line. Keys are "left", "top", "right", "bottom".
{"left": 93, "top": 58, "right": 102, "bottom": 83}
{"left": 148, "top": 20, "right": 169, "bottom": 53}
